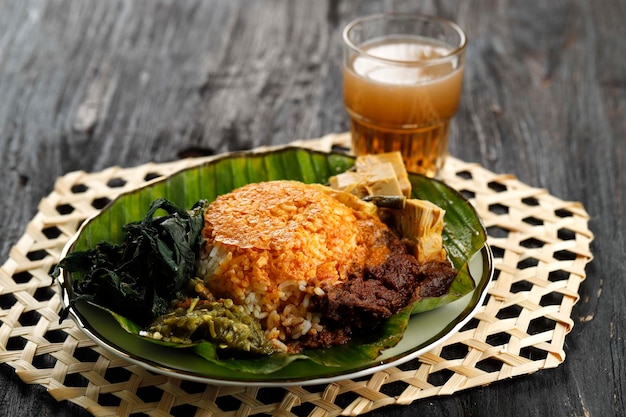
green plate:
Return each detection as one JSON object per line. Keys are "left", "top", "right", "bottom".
{"left": 57, "top": 147, "right": 493, "bottom": 386}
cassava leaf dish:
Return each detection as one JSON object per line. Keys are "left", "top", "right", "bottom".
{"left": 56, "top": 147, "right": 492, "bottom": 385}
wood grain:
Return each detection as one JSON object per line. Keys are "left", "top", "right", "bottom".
{"left": 0, "top": 0, "right": 624, "bottom": 416}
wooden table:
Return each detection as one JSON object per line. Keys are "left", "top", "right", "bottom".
{"left": 0, "top": 1, "right": 623, "bottom": 416}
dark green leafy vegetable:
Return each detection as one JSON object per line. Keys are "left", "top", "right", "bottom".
{"left": 56, "top": 198, "right": 207, "bottom": 326}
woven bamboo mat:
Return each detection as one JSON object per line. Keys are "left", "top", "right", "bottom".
{"left": 0, "top": 133, "right": 593, "bottom": 416}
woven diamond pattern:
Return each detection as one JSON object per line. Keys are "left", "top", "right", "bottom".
{"left": 0, "top": 133, "right": 593, "bottom": 416}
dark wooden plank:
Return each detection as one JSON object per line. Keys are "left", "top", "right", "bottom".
{"left": 0, "top": 0, "right": 624, "bottom": 416}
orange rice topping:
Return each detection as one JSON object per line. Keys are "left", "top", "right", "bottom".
{"left": 199, "top": 180, "right": 391, "bottom": 345}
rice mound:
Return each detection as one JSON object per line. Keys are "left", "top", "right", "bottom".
{"left": 197, "top": 180, "right": 391, "bottom": 351}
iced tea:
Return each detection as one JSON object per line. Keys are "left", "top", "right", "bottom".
{"left": 342, "top": 14, "right": 466, "bottom": 177}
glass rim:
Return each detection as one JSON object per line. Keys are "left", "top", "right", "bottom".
{"left": 342, "top": 13, "right": 467, "bottom": 66}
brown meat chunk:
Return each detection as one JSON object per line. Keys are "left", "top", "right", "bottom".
{"left": 316, "top": 276, "right": 406, "bottom": 329}
{"left": 296, "top": 327, "right": 351, "bottom": 350}
{"left": 311, "top": 231, "right": 456, "bottom": 335}
{"left": 416, "top": 261, "right": 458, "bottom": 298}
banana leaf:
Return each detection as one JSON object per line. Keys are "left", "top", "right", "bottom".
{"left": 60, "top": 147, "right": 488, "bottom": 375}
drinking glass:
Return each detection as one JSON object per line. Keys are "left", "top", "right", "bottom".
{"left": 342, "top": 13, "right": 467, "bottom": 177}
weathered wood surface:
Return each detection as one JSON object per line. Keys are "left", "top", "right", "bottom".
{"left": 0, "top": 0, "right": 624, "bottom": 416}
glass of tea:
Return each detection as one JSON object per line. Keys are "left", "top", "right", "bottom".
{"left": 342, "top": 13, "right": 467, "bottom": 177}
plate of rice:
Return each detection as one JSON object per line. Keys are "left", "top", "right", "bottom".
{"left": 56, "top": 147, "right": 493, "bottom": 386}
